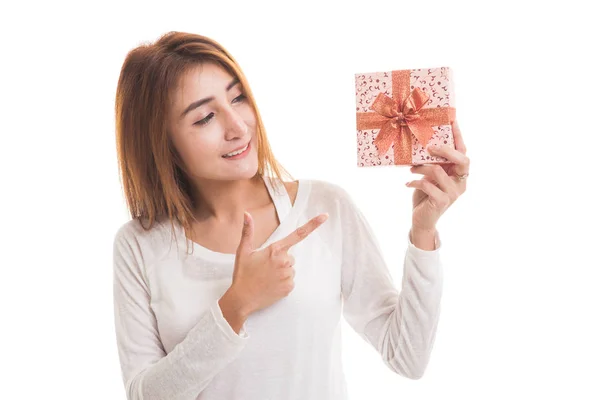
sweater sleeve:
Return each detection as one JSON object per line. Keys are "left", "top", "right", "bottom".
{"left": 113, "top": 226, "right": 249, "bottom": 400}
{"left": 337, "top": 187, "right": 443, "bottom": 380}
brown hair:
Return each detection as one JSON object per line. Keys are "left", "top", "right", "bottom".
{"left": 114, "top": 31, "right": 293, "bottom": 254}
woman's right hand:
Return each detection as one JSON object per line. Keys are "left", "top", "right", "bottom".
{"left": 228, "top": 211, "right": 329, "bottom": 316}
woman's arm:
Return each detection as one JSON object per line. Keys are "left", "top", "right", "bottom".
{"left": 113, "top": 226, "right": 249, "bottom": 400}
{"left": 336, "top": 185, "right": 443, "bottom": 380}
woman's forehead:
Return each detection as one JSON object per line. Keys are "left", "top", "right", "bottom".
{"left": 183, "top": 63, "right": 233, "bottom": 88}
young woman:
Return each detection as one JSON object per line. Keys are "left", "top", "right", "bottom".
{"left": 112, "top": 31, "right": 469, "bottom": 400}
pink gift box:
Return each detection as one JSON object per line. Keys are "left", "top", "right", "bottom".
{"left": 355, "top": 66, "right": 458, "bottom": 167}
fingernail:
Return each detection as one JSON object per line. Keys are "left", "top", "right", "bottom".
{"left": 405, "top": 181, "right": 411, "bottom": 186}
{"left": 318, "top": 213, "right": 329, "bottom": 222}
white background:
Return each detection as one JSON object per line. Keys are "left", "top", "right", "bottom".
{"left": 2, "top": 0, "right": 598, "bottom": 399}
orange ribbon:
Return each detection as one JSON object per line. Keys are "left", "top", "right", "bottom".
{"left": 356, "top": 70, "right": 456, "bottom": 165}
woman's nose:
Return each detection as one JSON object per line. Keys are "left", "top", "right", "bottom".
{"left": 223, "top": 109, "right": 248, "bottom": 138}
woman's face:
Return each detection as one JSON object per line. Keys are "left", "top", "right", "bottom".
{"left": 168, "top": 62, "right": 258, "bottom": 182}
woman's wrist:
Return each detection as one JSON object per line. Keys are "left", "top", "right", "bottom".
{"left": 410, "top": 227, "right": 438, "bottom": 251}
{"left": 218, "top": 287, "right": 251, "bottom": 334}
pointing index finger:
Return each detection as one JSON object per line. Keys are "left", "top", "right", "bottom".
{"left": 273, "top": 213, "right": 329, "bottom": 253}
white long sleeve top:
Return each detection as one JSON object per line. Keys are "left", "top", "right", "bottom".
{"left": 112, "top": 175, "right": 443, "bottom": 400}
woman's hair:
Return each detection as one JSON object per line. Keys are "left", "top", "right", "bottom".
{"left": 114, "top": 31, "right": 293, "bottom": 254}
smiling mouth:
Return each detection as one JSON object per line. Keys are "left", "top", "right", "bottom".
{"left": 222, "top": 142, "right": 250, "bottom": 158}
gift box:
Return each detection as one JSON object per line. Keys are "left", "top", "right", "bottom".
{"left": 355, "top": 66, "right": 457, "bottom": 167}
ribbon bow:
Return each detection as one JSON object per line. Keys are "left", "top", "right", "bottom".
{"left": 356, "top": 70, "right": 456, "bottom": 165}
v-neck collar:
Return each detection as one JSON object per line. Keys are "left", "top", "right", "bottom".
{"left": 178, "top": 175, "right": 307, "bottom": 263}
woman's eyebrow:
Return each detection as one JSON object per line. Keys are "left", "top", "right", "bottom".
{"left": 179, "top": 77, "right": 240, "bottom": 119}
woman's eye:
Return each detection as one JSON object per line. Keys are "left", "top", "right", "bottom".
{"left": 193, "top": 94, "right": 246, "bottom": 126}
{"left": 232, "top": 93, "right": 246, "bottom": 103}
{"left": 195, "top": 113, "right": 213, "bottom": 126}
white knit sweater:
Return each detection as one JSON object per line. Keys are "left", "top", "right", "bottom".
{"left": 112, "top": 175, "right": 443, "bottom": 400}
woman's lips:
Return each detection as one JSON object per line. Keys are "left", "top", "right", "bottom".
{"left": 222, "top": 142, "right": 251, "bottom": 160}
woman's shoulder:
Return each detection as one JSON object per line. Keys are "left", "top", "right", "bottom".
{"left": 113, "top": 215, "right": 173, "bottom": 249}
{"left": 302, "top": 178, "right": 349, "bottom": 196}
{"left": 295, "top": 178, "right": 352, "bottom": 206}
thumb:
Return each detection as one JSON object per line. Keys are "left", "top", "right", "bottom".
{"left": 237, "top": 211, "right": 254, "bottom": 255}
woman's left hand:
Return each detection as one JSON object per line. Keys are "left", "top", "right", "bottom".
{"left": 406, "top": 120, "right": 470, "bottom": 232}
